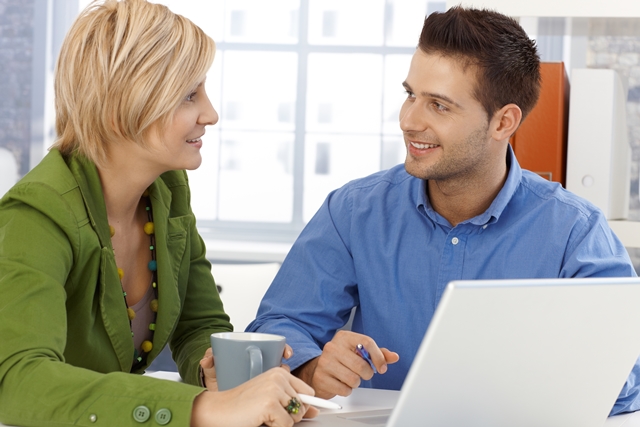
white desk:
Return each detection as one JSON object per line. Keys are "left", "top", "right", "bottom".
{"left": 609, "top": 412, "right": 640, "bottom": 427}
{"left": 2, "top": 371, "right": 640, "bottom": 426}
{"left": 144, "top": 372, "right": 640, "bottom": 426}
{"left": 305, "top": 388, "right": 640, "bottom": 427}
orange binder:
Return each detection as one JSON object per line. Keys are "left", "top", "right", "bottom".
{"left": 511, "top": 62, "right": 569, "bottom": 186}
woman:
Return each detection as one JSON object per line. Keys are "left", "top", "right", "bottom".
{"left": 0, "top": 1, "right": 317, "bottom": 426}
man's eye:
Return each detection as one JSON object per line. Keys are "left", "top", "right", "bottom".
{"left": 433, "top": 102, "right": 448, "bottom": 112}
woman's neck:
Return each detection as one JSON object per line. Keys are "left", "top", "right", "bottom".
{"left": 97, "top": 148, "right": 158, "bottom": 226}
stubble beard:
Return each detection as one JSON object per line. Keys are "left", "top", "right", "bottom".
{"left": 404, "top": 127, "right": 490, "bottom": 183}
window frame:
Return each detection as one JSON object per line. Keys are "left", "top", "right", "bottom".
{"left": 194, "top": 0, "right": 417, "bottom": 245}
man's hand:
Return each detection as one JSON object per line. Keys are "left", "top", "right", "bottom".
{"left": 293, "top": 330, "right": 399, "bottom": 399}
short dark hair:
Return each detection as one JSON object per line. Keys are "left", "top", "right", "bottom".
{"left": 418, "top": 7, "right": 541, "bottom": 122}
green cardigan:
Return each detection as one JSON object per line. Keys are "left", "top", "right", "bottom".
{"left": 0, "top": 149, "right": 233, "bottom": 426}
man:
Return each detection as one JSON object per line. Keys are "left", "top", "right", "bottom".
{"left": 246, "top": 6, "right": 640, "bottom": 414}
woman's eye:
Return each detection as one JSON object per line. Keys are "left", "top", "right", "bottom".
{"left": 185, "top": 92, "right": 197, "bottom": 102}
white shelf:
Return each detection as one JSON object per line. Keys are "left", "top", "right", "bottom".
{"left": 448, "top": 0, "right": 640, "bottom": 18}
{"left": 608, "top": 220, "right": 640, "bottom": 249}
{"left": 205, "top": 239, "right": 291, "bottom": 263}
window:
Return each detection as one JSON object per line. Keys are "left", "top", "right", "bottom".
{"left": 72, "top": 0, "right": 436, "bottom": 244}
{"left": 62, "top": 2, "right": 599, "bottom": 250}
{"left": 36, "top": 3, "right": 568, "bottom": 234}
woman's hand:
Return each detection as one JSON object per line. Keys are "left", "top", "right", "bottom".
{"left": 283, "top": 344, "right": 293, "bottom": 360}
{"left": 200, "top": 347, "right": 218, "bottom": 391}
{"left": 280, "top": 344, "right": 294, "bottom": 372}
{"left": 199, "top": 348, "right": 218, "bottom": 391}
{"left": 190, "top": 367, "right": 319, "bottom": 427}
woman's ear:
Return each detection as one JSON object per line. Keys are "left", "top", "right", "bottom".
{"left": 490, "top": 103, "right": 522, "bottom": 142}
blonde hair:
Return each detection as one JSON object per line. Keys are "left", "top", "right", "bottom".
{"left": 52, "top": 0, "right": 215, "bottom": 165}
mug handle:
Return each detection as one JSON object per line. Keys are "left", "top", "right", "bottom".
{"left": 247, "top": 345, "right": 263, "bottom": 379}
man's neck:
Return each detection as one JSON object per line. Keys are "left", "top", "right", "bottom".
{"left": 427, "top": 161, "right": 508, "bottom": 227}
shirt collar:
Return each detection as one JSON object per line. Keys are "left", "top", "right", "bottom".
{"left": 415, "top": 144, "right": 522, "bottom": 228}
{"left": 67, "top": 152, "right": 112, "bottom": 248}
{"left": 66, "top": 150, "right": 172, "bottom": 249}
{"left": 471, "top": 144, "right": 521, "bottom": 226}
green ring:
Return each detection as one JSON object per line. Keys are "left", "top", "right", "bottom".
{"left": 286, "top": 397, "right": 301, "bottom": 414}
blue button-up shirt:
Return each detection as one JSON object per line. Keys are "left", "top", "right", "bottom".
{"left": 247, "top": 146, "right": 639, "bottom": 414}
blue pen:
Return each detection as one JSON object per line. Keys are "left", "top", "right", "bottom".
{"left": 355, "top": 343, "right": 377, "bottom": 374}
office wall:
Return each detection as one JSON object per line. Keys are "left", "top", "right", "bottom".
{"left": 0, "top": 0, "right": 33, "bottom": 176}
{"left": 586, "top": 18, "right": 640, "bottom": 270}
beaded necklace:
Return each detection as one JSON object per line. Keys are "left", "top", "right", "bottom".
{"left": 109, "top": 190, "right": 158, "bottom": 370}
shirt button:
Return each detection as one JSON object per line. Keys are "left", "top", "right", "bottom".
{"left": 155, "top": 408, "right": 172, "bottom": 425}
{"left": 483, "top": 225, "right": 488, "bottom": 229}
{"left": 89, "top": 414, "right": 97, "bottom": 423}
{"left": 451, "top": 237, "right": 459, "bottom": 245}
{"left": 133, "top": 406, "right": 151, "bottom": 423}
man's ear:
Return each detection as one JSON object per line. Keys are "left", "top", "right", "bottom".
{"left": 490, "top": 104, "right": 522, "bottom": 142}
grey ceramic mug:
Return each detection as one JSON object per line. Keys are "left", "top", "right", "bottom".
{"left": 210, "top": 332, "right": 286, "bottom": 391}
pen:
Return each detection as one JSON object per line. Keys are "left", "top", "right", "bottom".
{"left": 355, "top": 343, "right": 378, "bottom": 374}
{"left": 298, "top": 393, "right": 342, "bottom": 409}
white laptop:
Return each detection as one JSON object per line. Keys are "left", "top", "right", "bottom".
{"left": 310, "top": 277, "right": 640, "bottom": 427}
